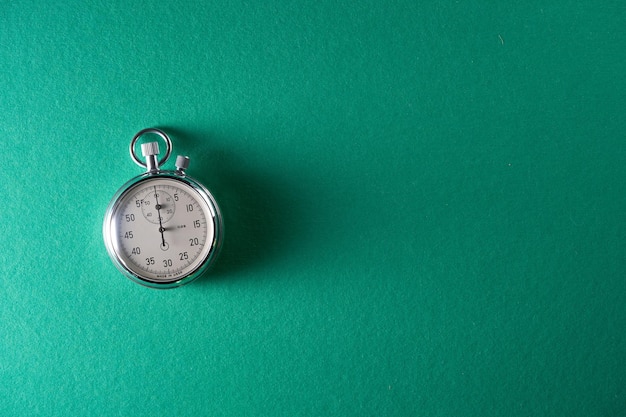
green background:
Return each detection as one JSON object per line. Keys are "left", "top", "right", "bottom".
{"left": 1, "top": 1, "right": 625, "bottom": 416}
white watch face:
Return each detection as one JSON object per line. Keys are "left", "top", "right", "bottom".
{"left": 108, "top": 177, "right": 216, "bottom": 283}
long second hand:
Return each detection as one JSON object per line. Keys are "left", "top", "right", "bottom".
{"left": 154, "top": 186, "right": 166, "bottom": 248}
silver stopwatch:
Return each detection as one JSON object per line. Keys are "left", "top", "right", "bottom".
{"left": 103, "top": 128, "right": 223, "bottom": 288}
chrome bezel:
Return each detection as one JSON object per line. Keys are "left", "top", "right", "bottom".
{"left": 103, "top": 171, "right": 223, "bottom": 289}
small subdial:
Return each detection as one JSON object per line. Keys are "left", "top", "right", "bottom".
{"left": 140, "top": 189, "right": 176, "bottom": 224}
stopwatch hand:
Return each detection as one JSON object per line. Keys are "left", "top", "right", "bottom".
{"left": 154, "top": 186, "right": 167, "bottom": 248}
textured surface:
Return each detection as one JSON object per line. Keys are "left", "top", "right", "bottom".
{"left": 1, "top": 2, "right": 625, "bottom": 416}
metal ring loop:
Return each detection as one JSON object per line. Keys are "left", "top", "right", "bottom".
{"left": 129, "top": 128, "right": 172, "bottom": 168}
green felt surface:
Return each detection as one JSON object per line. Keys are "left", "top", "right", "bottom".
{"left": 1, "top": 1, "right": 625, "bottom": 416}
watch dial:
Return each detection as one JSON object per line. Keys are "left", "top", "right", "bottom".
{"left": 110, "top": 178, "right": 215, "bottom": 282}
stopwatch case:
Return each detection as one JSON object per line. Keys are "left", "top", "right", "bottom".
{"left": 103, "top": 171, "right": 223, "bottom": 289}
